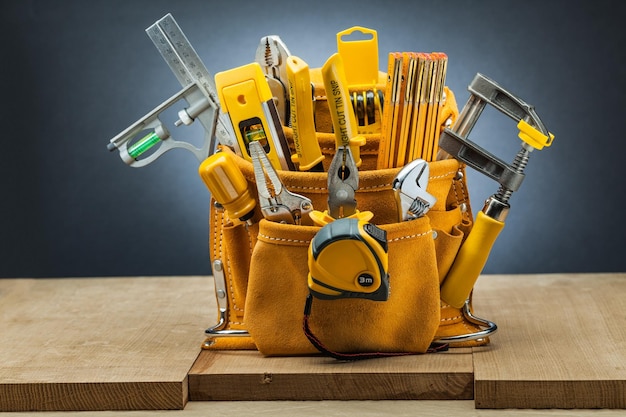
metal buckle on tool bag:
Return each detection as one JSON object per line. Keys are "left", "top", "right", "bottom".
{"left": 434, "top": 300, "right": 498, "bottom": 344}
{"left": 204, "top": 259, "right": 249, "bottom": 347}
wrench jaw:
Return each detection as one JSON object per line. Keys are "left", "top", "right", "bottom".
{"left": 402, "top": 192, "right": 434, "bottom": 221}
{"left": 392, "top": 158, "right": 436, "bottom": 222}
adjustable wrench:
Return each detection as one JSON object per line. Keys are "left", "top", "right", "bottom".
{"left": 438, "top": 73, "right": 554, "bottom": 308}
{"left": 392, "top": 158, "right": 436, "bottom": 221}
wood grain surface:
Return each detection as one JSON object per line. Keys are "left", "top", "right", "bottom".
{"left": 189, "top": 348, "right": 474, "bottom": 400}
{"left": 472, "top": 273, "right": 626, "bottom": 408}
{"left": 0, "top": 276, "right": 212, "bottom": 411}
{"left": 2, "top": 273, "right": 625, "bottom": 411}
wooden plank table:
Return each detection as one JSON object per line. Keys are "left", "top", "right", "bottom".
{"left": 472, "top": 273, "right": 626, "bottom": 409}
{"left": 3, "top": 399, "right": 626, "bottom": 417}
{"left": 1, "top": 273, "right": 625, "bottom": 411}
{"left": 190, "top": 273, "right": 626, "bottom": 408}
{"left": 0, "top": 276, "right": 211, "bottom": 411}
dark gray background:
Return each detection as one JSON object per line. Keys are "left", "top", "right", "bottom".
{"left": 1, "top": 0, "right": 624, "bottom": 278}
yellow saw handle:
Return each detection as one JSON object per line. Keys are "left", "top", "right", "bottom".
{"left": 440, "top": 210, "right": 504, "bottom": 308}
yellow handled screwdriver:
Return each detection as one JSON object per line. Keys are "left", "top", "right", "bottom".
{"left": 438, "top": 73, "right": 554, "bottom": 308}
{"left": 198, "top": 151, "right": 257, "bottom": 224}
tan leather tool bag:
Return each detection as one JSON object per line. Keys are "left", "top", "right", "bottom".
{"left": 204, "top": 71, "right": 491, "bottom": 356}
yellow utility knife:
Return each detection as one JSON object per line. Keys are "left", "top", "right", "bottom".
{"left": 215, "top": 62, "right": 295, "bottom": 171}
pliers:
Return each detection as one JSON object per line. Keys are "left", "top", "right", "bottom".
{"left": 327, "top": 146, "right": 359, "bottom": 219}
{"left": 255, "top": 35, "right": 291, "bottom": 124}
{"left": 249, "top": 141, "right": 313, "bottom": 225}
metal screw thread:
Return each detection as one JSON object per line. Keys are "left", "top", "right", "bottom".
{"left": 495, "top": 147, "right": 531, "bottom": 204}
{"left": 408, "top": 199, "right": 429, "bottom": 219}
{"left": 264, "top": 38, "right": 273, "bottom": 67}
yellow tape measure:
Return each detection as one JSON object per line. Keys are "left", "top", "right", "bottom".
{"left": 307, "top": 218, "right": 389, "bottom": 301}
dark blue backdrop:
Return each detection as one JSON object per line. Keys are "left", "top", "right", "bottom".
{"left": 2, "top": 0, "right": 624, "bottom": 277}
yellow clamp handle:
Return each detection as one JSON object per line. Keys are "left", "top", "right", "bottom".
{"left": 440, "top": 211, "right": 505, "bottom": 308}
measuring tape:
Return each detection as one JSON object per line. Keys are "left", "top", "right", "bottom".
{"left": 307, "top": 217, "right": 389, "bottom": 301}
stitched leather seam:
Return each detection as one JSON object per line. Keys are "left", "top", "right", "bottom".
{"left": 389, "top": 230, "right": 432, "bottom": 242}
{"left": 288, "top": 185, "right": 327, "bottom": 191}
{"left": 440, "top": 314, "right": 463, "bottom": 322}
{"left": 247, "top": 225, "right": 254, "bottom": 255}
{"left": 226, "top": 251, "right": 244, "bottom": 313}
{"left": 212, "top": 209, "right": 221, "bottom": 260}
{"left": 284, "top": 171, "right": 458, "bottom": 193}
{"left": 216, "top": 210, "right": 243, "bottom": 314}
{"left": 359, "top": 183, "right": 392, "bottom": 191}
{"left": 430, "top": 170, "right": 457, "bottom": 180}
{"left": 288, "top": 183, "right": 393, "bottom": 191}
{"left": 462, "top": 320, "right": 477, "bottom": 334}
{"left": 258, "top": 233, "right": 312, "bottom": 244}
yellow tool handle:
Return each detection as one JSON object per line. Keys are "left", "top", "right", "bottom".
{"left": 215, "top": 62, "right": 294, "bottom": 171}
{"left": 198, "top": 151, "right": 256, "bottom": 222}
{"left": 440, "top": 210, "right": 504, "bottom": 308}
{"left": 336, "top": 26, "right": 379, "bottom": 88}
{"left": 286, "top": 56, "right": 324, "bottom": 171}
{"left": 321, "top": 53, "right": 363, "bottom": 166}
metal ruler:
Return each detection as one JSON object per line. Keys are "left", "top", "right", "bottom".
{"left": 146, "top": 13, "right": 238, "bottom": 151}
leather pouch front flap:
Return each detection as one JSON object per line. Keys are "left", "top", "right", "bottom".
{"left": 247, "top": 216, "right": 440, "bottom": 356}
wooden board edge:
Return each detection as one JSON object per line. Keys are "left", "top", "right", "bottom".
{"left": 475, "top": 380, "right": 626, "bottom": 409}
{"left": 0, "top": 381, "right": 187, "bottom": 412}
{"left": 188, "top": 371, "right": 473, "bottom": 401}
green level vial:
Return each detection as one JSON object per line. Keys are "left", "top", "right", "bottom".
{"left": 128, "top": 132, "right": 162, "bottom": 159}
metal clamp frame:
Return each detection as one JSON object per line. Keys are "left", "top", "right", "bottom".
{"left": 438, "top": 73, "right": 553, "bottom": 193}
